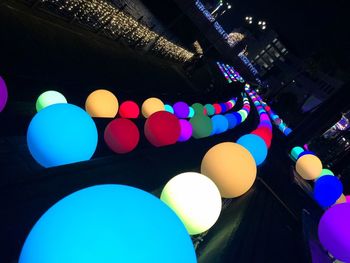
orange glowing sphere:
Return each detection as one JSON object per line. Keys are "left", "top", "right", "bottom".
{"left": 201, "top": 142, "right": 257, "bottom": 198}
{"left": 141, "top": 97, "right": 165, "bottom": 118}
{"left": 85, "top": 89, "right": 118, "bottom": 118}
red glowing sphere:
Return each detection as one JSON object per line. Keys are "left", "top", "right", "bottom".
{"left": 213, "top": 104, "right": 222, "bottom": 115}
{"left": 104, "top": 118, "right": 140, "bottom": 154}
{"left": 144, "top": 111, "right": 181, "bottom": 147}
{"left": 251, "top": 127, "right": 272, "bottom": 148}
{"left": 119, "top": 101, "right": 140, "bottom": 119}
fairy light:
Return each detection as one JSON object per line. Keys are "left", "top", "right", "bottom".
{"left": 39, "top": 0, "right": 194, "bottom": 62}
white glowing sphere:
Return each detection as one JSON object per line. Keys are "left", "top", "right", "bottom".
{"left": 161, "top": 172, "right": 222, "bottom": 235}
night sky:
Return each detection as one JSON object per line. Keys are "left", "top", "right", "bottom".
{"left": 218, "top": 0, "right": 348, "bottom": 58}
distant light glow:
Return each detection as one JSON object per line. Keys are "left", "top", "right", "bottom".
{"left": 0, "top": 76, "right": 8, "bottom": 112}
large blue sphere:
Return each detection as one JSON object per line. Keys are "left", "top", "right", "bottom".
{"left": 314, "top": 176, "right": 343, "bottom": 208}
{"left": 237, "top": 134, "right": 268, "bottom": 165}
{"left": 19, "top": 184, "right": 196, "bottom": 263}
{"left": 27, "top": 103, "right": 98, "bottom": 168}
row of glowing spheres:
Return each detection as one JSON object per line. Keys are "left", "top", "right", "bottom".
{"left": 28, "top": 90, "right": 251, "bottom": 168}
{"left": 290, "top": 146, "right": 350, "bottom": 262}
{"left": 216, "top": 62, "right": 245, "bottom": 84}
{"left": 257, "top": 98, "right": 293, "bottom": 136}
{"left": 21, "top": 85, "right": 273, "bottom": 263}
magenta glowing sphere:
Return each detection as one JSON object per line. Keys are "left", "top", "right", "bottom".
{"left": 173, "top": 102, "right": 190, "bottom": 119}
{"left": 318, "top": 203, "right": 350, "bottom": 262}
{"left": 0, "top": 76, "right": 8, "bottom": 112}
{"left": 260, "top": 114, "right": 270, "bottom": 122}
{"left": 178, "top": 119, "right": 193, "bottom": 142}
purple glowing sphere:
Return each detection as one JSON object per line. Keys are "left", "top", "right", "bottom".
{"left": 0, "top": 76, "right": 8, "bottom": 112}
{"left": 318, "top": 203, "right": 350, "bottom": 262}
{"left": 173, "top": 102, "right": 190, "bottom": 119}
{"left": 178, "top": 119, "right": 193, "bottom": 142}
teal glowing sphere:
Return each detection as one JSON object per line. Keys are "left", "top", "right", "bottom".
{"left": 290, "top": 146, "right": 304, "bottom": 161}
{"left": 188, "top": 107, "right": 194, "bottom": 118}
{"left": 27, "top": 104, "right": 98, "bottom": 168}
{"left": 237, "top": 134, "right": 267, "bottom": 165}
{"left": 36, "top": 90, "right": 67, "bottom": 112}
{"left": 19, "top": 185, "right": 196, "bottom": 263}
{"left": 164, "top": 104, "right": 174, "bottom": 114}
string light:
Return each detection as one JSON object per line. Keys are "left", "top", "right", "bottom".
{"left": 39, "top": 0, "right": 194, "bottom": 62}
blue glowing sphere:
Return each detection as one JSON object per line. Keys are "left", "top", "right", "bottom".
{"left": 19, "top": 185, "right": 196, "bottom": 263}
{"left": 233, "top": 112, "right": 242, "bottom": 124}
{"left": 164, "top": 104, "right": 174, "bottom": 114}
{"left": 225, "top": 113, "right": 237, "bottom": 129}
{"left": 27, "top": 103, "right": 98, "bottom": 168}
{"left": 211, "top": 115, "right": 229, "bottom": 135}
{"left": 284, "top": 128, "right": 292, "bottom": 136}
{"left": 237, "top": 134, "right": 267, "bottom": 165}
{"left": 298, "top": 150, "right": 315, "bottom": 159}
{"left": 314, "top": 176, "right": 343, "bottom": 208}
{"left": 219, "top": 103, "right": 227, "bottom": 113}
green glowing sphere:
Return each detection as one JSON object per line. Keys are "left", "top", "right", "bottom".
{"left": 161, "top": 172, "right": 222, "bottom": 235}
{"left": 36, "top": 90, "right": 67, "bottom": 112}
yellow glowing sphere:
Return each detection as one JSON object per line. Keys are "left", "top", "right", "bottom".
{"left": 296, "top": 154, "right": 323, "bottom": 180}
{"left": 85, "top": 89, "right": 119, "bottom": 118}
{"left": 141, "top": 97, "right": 165, "bottom": 118}
{"left": 201, "top": 142, "right": 257, "bottom": 198}
{"left": 160, "top": 172, "right": 222, "bottom": 235}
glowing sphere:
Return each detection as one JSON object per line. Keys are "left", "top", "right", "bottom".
{"left": 0, "top": 76, "right": 8, "bottom": 112}
{"left": 225, "top": 113, "right": 237, "bottom": 129}
{"left": 238, "top": 110, "right": 248, "bottom": 120}
{"left": 211, "top": 115, "right": 228, "bottom": 135}
{"left": 314, "top": 175, "right": 343, "bottom": 208}
{"left": 318, "top": 203, "right": 350, "bottom": 262}
{"left": 284, "top": 128, "right": 292, "bottom": 136}
{"left": 213, "top": 103, "right": 222, "bottom": 114}
{"left": 232, "top": 112, "right": 242, "bottom": 124}
{"left": 104, "top": 119, "right": 140, "bottom": 154}
{"left": 188, "top": 107, "right": 194, "bottom": 118}
{"left": 144, "top": 111, "right": 180, "bottom": 147}
{"left": 346, "top": 195, "right": 350, "bottom": 202}
{"left": 318, "top": 168, "right": 335, "bottom": 178}
{"left": 260, "top": 114, "right": 270, "bottom": 122}
{"left": 27, "top": 104, "right": 98, "bottom": 168}
{"left": 190, "top": 115, "right": 212, "bottom": 139}
{"left": 118, "top": 101, "right": 139, "bottom": 119}
{"left": 251, "top": 127, "right": 272, "bottom": 148}
{"left": 160, "top": 172, "right": 222, "bottom": 235}
{"left": 173, "top": 102, "right": 189, "bottom": 118}
{"left": 237, "top": 134, "right": 268, "bottom": 166}
{"left": 336, "top": 194, "right": 347, "bottom": 205}
{"left": 164, "top": 104, "right": 174, "bottom": 114}
{"left": 290, "top": 146, "right": 304, "bottom": 161}
{"left": 191, "top": 103, "right": 204, "bottom": 117}
{"left": 296, "top": 154, "right": 322, "bottom": 180}
{"left": 35, "top": 90, "right": 67, "bottom": 112}
{"left": 297, "top": 150, "right": 315, "bottom": 159}
{"left": 19, "top": 185, "right": 196, "bottom": 263}
{"left": 204, "top": 104, "right": 215, "bottom": 116}
{"left": 201, "top": 142, "right": 257, "bottom": 198}
{"left": 178, "top": 119, "right": 193, "bottom": 142}
{"left": 85, "top": 89, "right": 119, "bottom": 118}
{"left": 219, "top": 103, "right": 227, "bottom": 113}
{"left": 141, "top": 97, "right": 164, "bottom": 118}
